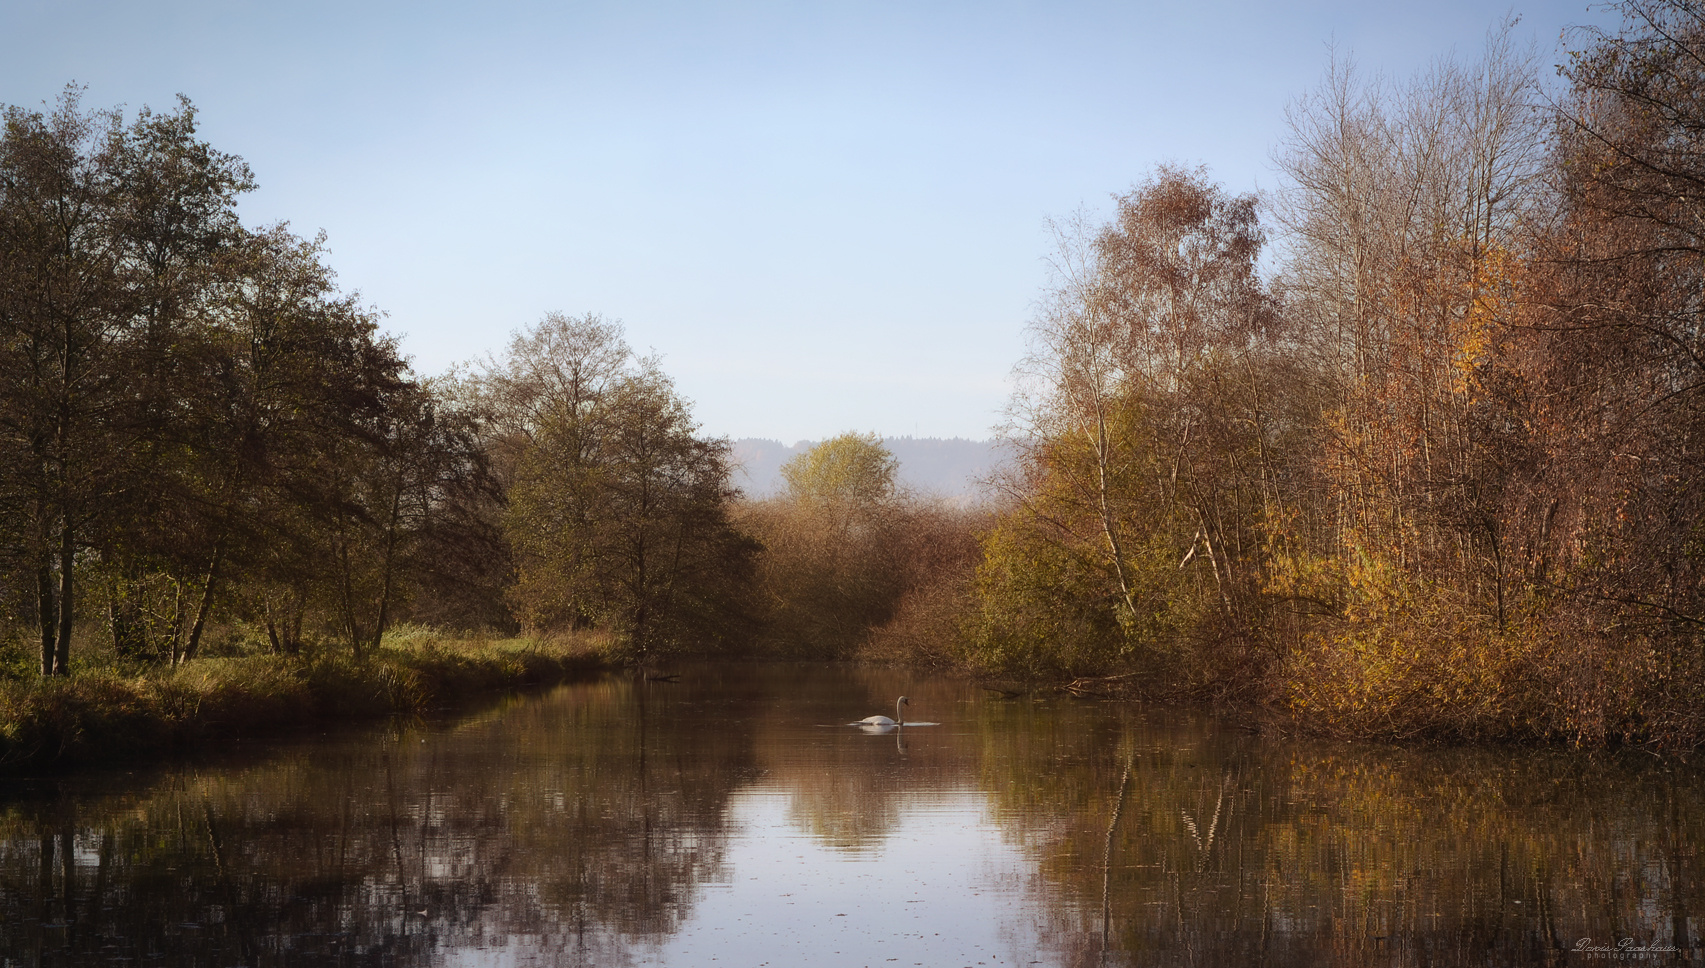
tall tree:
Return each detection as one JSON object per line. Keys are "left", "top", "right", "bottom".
{"left": 0, "top": 89, "right": 251, "bottom": 674}
{"left": 490, "top": 315, "right": 756, "bottom": 660}
{"left": 985, "top": 166, "right": 1282, "bottom": 673}
{"left": 1272, "top": 28, "right": 1549, "bottom": 624}
{"left": 1533, "top": 0, "right": 1705, "bottom": 636}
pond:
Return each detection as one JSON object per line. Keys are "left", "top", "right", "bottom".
{"left": 1, "top": 662, "right": 1702, "bottom": 966}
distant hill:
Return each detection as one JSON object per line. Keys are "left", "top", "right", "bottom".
{"left": 731, "top": 437, "right": 1008, "bottom": 502}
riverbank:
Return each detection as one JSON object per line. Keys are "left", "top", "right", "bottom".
{"left": 0, "top": 635, "right": 610, "bottom": 772}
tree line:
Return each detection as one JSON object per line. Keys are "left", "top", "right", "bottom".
{"left": 969, "top": 1, "right": 1705, "bottom": 745}
{"left": 0, "top": 90, "right": 954, "bottom": 673}
{"left": 0, "top": 90, "right": 504, "bottom": 674}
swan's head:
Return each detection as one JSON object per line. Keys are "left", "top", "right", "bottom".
{"left": 898, "top": 696, "right": 910, "bottom": 706}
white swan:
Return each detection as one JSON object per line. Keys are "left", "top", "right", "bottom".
{"left": 855, "top": 696, "right": 909, "bottom": 728}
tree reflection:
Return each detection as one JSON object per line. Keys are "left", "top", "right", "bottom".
{"left": 2, "top": 667, "right": 1704, "bottom": 967}
{"left": 971, "top": 701, "right": 1705, "bottom": 967}
{"left": 0, "top": 676, "right": 757, "bottom": 967}
{"left": 752, "top": 666, "right": 976, "bottom": 852}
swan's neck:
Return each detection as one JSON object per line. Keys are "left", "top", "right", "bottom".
{"left": 895, "top": 699, "right": 905, "bottom": 727}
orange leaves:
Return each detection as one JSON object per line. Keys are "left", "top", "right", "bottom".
{"left": 1451, "top": 241, "right": 1525, "bottom": 399}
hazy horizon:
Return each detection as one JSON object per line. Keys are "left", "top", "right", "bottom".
{"left": 730, "top": 435, "right": 1007, "bottom": 500}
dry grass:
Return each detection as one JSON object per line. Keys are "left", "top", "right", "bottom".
{"left": 0, "top": 630, "right": 609, "bottom": 771}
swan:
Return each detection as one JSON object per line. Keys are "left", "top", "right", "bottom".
{"left": 855, "top": 696, "right": 909, "bottom": 728}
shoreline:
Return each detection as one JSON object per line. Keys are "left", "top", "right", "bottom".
{"left": 4, "top": 645, "right": 1678, "bottom": 776}
{"left": 0, "top": 640, "right": 611, "bottom": 774}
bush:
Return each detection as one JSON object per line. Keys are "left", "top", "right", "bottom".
{"left": 737, "top": 496, "right": 984, "bottom": 662}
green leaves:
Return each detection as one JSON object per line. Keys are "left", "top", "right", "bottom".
{"left": 780, "top": 432, "right": 898, "bottom": 506}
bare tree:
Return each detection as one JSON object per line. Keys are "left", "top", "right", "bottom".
{"left": 1271, "top": 26, "right": 1549, "bottom": 624}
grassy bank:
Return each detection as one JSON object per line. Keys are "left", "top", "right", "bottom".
{"left": 0, "top": 633, "right": 610, "bottom": 772}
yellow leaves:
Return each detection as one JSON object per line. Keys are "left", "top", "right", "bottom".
{"left": 1283, "top": 601, "right": 1554, "bottom": 742}
{"left": 1452, "top": 240, "right": 1526, "bottom": 397}
{"left": 780, "top": 432, "right": 898, "bottom": 506}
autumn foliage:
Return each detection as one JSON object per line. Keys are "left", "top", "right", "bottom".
{"left": 967, "top": 3, "right": 1705, "bottom": 748}
{"left": 13, "top": 3, "right": 1705, "bottom": 757}
{"left": 737, "top": 433, "right": 981, "bottom": 663}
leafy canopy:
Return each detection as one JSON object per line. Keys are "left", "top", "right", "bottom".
{"left": 781, "top": 432, "right": 898, "bottom": 506}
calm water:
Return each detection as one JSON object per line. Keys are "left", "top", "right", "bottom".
{"left": 2, "top": 663, "right": 1703, "bottom": 967}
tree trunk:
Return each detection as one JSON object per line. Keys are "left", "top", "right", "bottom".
{"left": 179, "top": 543, "right": 224, "bottom": 665}
{"left": 632, "top": 535, "right": 649, "bottom": 663}
{"left": 108, "top": 572, "right": 145, "bottom": 659}
{"left": 169, "top": 580, "right": 186, "bottom": 666}
{"left": 1197, "top": 509, "right": 1235, "bottom": 620}
{"left": 54, "top": 521, "right": 73, "bottom": 675}
{"left": 335, "top": 528, "right": 365, "bottom": 659}
{"left": 264, "top": 591, "right": 305, "bottom": 655}
{"left": 370, "top": 480, "right": 405, "bottom": 656}
{"left": 1089, "top": 414, "right": 1139, "bottom": 620}
{"left": 37, "top": 562, "right": 56, "bottom": 677}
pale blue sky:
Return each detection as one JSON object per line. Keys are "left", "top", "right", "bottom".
{"left": 2, "top": 0, "right": 1613, "bottom": 441}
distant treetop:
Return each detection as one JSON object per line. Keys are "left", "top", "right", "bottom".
{"left": 780, "top": 432, "right": 898, "bottom": 505}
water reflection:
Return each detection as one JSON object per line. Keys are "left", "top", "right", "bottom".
{"left": 1, "top": 663, "right": 1702, "bottom": 966}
